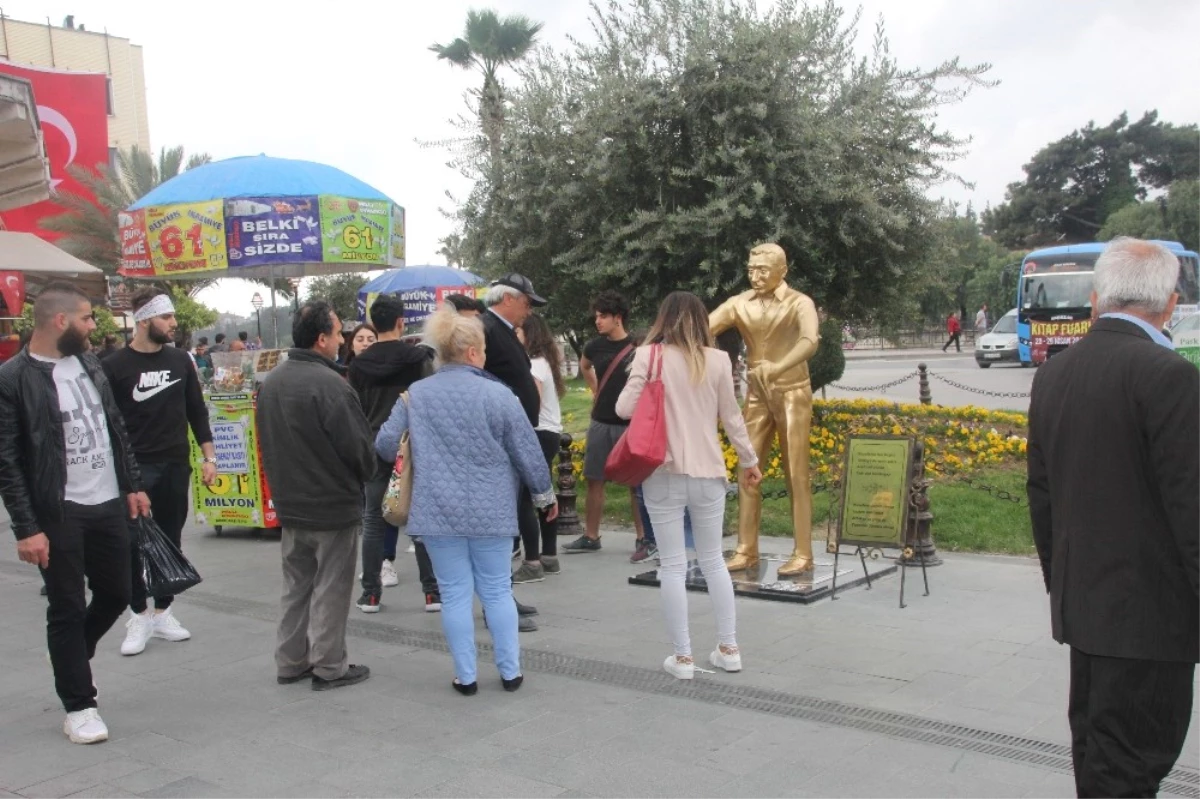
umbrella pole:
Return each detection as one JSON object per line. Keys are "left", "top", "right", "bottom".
{"left": 270, "top": 265, "right": 279, "bottom": 348}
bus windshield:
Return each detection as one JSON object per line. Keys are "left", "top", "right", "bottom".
{"left": 1022, "top": 273, "right": 1094, "bottom": 311}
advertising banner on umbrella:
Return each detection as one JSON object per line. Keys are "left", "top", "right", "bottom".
{"left": 145, "top": 201, "right": 229, "bottom": 275}
{"left": 119, "top": 194, "right": 402, "bottom": 277}
{"left": 225, "top": 197, "right": 322, "bottom": 267}
{"left": 319, "top": 196, "right": 390, "bottom": 264}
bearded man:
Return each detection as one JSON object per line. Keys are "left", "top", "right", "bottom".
{"left": 102, "top": 287, "right": 216, "bottom": 657}
{"left": 0, "top": 282, "right": 150, "bottom": 744}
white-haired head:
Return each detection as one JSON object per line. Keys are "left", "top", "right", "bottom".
{"left": 1093, "top": 238, "right": 1180, "bottom": 318}
{"left": 483, "top": 284, "right": 523, "bottom": 308}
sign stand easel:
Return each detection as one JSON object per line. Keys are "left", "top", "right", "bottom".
{"left": 829, "top": 435, "right": 932, "bottom": 608}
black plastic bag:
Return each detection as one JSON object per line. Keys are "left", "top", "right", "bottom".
{"left": 133, "top": 515, "right": 202, "bottom": 597}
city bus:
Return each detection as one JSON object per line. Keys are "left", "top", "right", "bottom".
{"left": 1016, "top": 241, "right": 1200, "bottom": 365}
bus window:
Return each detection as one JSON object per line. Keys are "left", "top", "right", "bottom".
{"left": 1176, "top": 256, "right": 1199, "bottom": 306}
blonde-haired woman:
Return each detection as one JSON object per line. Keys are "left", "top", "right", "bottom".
{"left": 376, "top": 307, "right": 557, "bottom": 695}
{"left": 616, "top": 291, "right": 761, "bottom": 679}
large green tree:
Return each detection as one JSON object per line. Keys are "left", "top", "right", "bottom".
{"left": 1098, "top": 179, "right": 1199, "bottom": 251}
{"left": 305, "top": 273, "right": 370, "bottom": 325}
{"left": 444, "top": 0, "right": 992, "bottom": 341}
{"left": 982, "top": 112, "right": 1200, "bottom": 249}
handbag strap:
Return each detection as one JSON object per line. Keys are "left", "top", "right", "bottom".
{"left": 596, "top": 343, "right": 635, "bottom": 395}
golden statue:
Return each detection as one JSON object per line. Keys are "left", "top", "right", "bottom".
{"left": 710, "top": 243, "right": 819, "bottom": 576}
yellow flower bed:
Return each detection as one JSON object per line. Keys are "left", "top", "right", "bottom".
{"left": 567, "top": 398, "right": 1028, "bottom": 486}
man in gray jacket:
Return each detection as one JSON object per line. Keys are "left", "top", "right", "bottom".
{"left": 258, "top": 301, "right": 376, "bottom": 690}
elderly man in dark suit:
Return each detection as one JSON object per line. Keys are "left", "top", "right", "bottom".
{"left": 481, "top": 273, "right": 548, "bottom": 632}
{"left": 1027, "top": 237, "right": 1199, "bottom": 798}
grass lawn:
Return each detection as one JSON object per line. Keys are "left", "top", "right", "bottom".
{"left": 559, "top": 377, "right": 1033, "bottom": 556}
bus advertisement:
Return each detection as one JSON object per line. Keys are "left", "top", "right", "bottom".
{"left": 1017, "top": 241, "right": 1200, "bottom": 365}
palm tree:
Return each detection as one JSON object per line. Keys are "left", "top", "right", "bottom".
{"left": 430, "top": 9, "right": 543, "bottom": 162}
{"left": 41, "top": 145, "right": 291, "bottom": 300}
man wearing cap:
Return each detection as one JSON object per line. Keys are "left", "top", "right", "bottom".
{"left": 102, "top": 287, "right": 218, "bottom": 657}
{"left": 483, "top": 274, "right": 548, "bottom": 632}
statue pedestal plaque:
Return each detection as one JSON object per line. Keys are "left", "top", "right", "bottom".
{"left": 628, "top": 552, "right": 896, "bottom": 605}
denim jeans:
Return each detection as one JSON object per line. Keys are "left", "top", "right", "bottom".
{"left": 641, "top": 470, "right": 736, "bottom": 658}
{"left": 635, "top": 484, "right": 694, "bottom": 549}
{"left": 383, "top": 524, "right": 399, "bottom": 561}
{"left": 360, "top": 461, "right": 390, "bottom": 596}
{"left": 423, "top": 536, "right": 520, "bottom": 684}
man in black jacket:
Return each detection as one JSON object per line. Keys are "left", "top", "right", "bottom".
{"left": 258, "top": 301, "right": 376, "bottom": 691}
{"left": 1027, "top": 238, "right": 1199, "bottom": 798}
{"left": 348, "top": 294, "right": 437, "bottom": 613}
{"left": 0, "top": 282, "right": 149, "bottom": 744}
{"left": 483, "top": 274, "right": 547, "bottom": 631}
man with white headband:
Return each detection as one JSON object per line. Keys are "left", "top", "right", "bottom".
{"left": 102, "top": 287, "right": 217, "bottom": 656}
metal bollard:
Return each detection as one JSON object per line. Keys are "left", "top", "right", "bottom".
{"left": 918, "top": 363, "right": 931, "bottom": 405}
{"left": 555, "top": 433, "right": 583, "bottom": 536}
{"left": 901, "top": 440, "right": 942, "bottom": 567}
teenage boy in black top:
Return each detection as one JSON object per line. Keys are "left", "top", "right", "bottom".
{"left": 348, "top": 294, "right": 437, "bottom": 613}
{"left": 102, "top": 287, "right": 217, "bottom": 657}
{"left": 563, "top": 291, "right": 647, "bottom": 555}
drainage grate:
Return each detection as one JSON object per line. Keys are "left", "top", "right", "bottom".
{"left": 181, "top": 589, "right": 1199, "bottom": 797}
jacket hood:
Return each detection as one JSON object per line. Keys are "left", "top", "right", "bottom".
{"left": 349, "top": 340, "right": 432, "bottom": 382}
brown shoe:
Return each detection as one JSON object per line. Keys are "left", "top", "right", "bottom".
{"left": 312, "top": 664, "right": 370, "bottom": 691}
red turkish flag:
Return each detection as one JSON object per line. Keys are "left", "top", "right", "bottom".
{"left": 0, "top": 63, "right": 110, "bottom": 241}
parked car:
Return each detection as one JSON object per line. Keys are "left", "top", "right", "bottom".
{"left": 1170, "top": 312, "right": 1199, "bottom": 368}
{"left": 975, "top": 308, "right": 1022, "bottom": 368}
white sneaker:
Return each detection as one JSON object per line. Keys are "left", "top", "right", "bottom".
{"left": 152, "top": 608, "right": 191, "bottom": 642}
{"left": 63, "top": 708, "right": 108, "bottom": 744}
{"left": 406, "top": 542, "right": 416, "bottom": 554}
{"left": 710, "top": 647, "right": 742, "bottom": 673}
{"left": 663, "top": 655, "right": 695, "bottom": 680}
{"left": 120, "top": 611, "right": 154, "bottom": 656}
{"left": 380, "top": 559, "right": 399, "bottom": 588}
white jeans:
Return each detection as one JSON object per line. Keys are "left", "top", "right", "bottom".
{"left": 642, "top": 470, "right": 737, "bottom": 658}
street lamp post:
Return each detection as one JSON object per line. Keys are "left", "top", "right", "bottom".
{"left": 250, "top": 292, "right": 264, "bottom": 344}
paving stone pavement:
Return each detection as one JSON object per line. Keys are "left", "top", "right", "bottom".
{"left": 0, "top": 512, "right": 1196, "bottom": 798}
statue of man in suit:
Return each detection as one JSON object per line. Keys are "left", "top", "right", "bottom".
{"left": 710, "top": 243, "right": 819, "bottom": 575}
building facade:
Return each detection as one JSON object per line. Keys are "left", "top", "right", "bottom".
{"left": 0, "top": 14, "right": 149, "bottom": 158}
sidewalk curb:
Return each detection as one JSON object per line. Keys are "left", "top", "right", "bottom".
{"left": 843, "top": 350, "right": 968, "bottom": 362}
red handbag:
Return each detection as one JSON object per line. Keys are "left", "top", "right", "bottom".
{"left": 604, "top": 344, "right": 667, "bottom": 486}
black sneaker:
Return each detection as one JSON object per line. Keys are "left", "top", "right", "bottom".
{"left": 563, "top": 535, "right": 601, "bottom": 554}
{"left": 515, "top": 598, "right": 538, "bottom": 616}
{"left": 312, "top": 664, "right": 370, "bottom": 691}
{"left": 425, "top": 593, "right": 442, "bottom": 612}
{"left": 356, "top": 592, "right": 381, "bottom": 614}
{"left": 518, "top": 616, "right": 538, "bottom": 633}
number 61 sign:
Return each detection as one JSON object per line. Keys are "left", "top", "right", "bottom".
{"left": 144, "top": 201, "right": 228, "bottom": 275}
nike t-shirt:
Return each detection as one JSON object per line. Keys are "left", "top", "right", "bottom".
{"left": 30, "top": 353, "right": 120, "bottom": 505}
{"left": 102, "top": 345, "right": 213, "bottom": 463}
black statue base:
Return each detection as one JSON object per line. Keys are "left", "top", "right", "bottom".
{"left": 628, "top": 552, "right": 897, "bottom": 604}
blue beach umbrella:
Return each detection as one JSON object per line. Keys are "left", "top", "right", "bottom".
{"left": 119, "top": 154, "right": 405, "bottom": 345}
{"left": 357, "top": 265, "right": 483, "bottom": 323}
{"left": 129, "top": 155, "right": 393, "bottom": 210}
